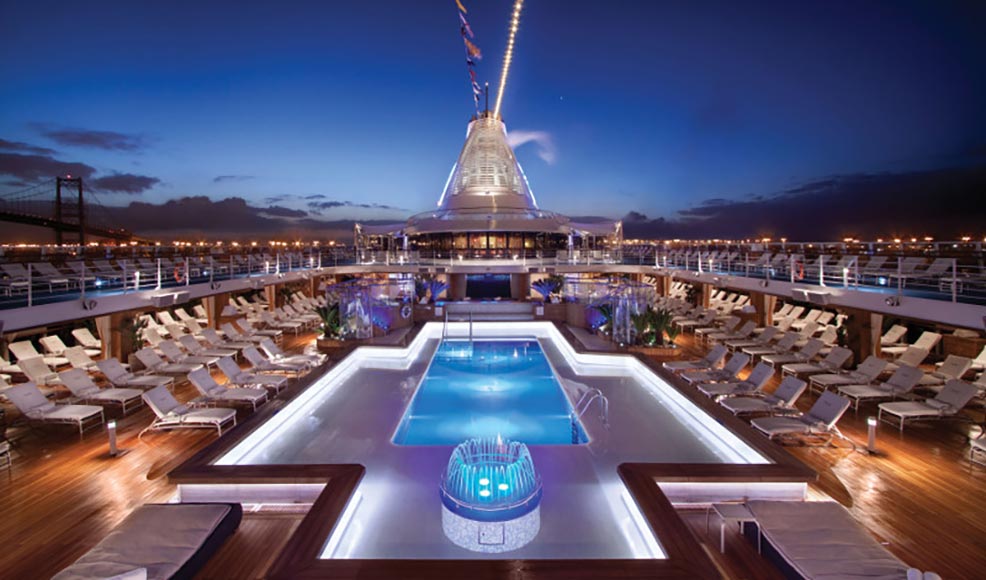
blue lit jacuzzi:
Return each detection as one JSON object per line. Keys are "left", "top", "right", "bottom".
{"left": 393, "top": 339, "right": 590, "bottom": 446}
{"left": 440, "top": 437, "right": 543, "bottom": 552}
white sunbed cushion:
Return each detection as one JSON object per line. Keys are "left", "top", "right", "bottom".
{"left": 52, "top": 503, "right": 232, "bottom": 580}
{"left": 751, "top": 416, "right": 815, "bottom": 436}
{"left": 33, "top": 404, "right": 103, "bottom": 422}
{"left": 746, "top": 500, "right": 908, "bottom": 579}
{"left": 811, "top": 373, "right": 858, "bottom": 387}
{"left": 877, "top": 401, "right": 941, "bottom": 418}
{"left": 719, "top": 397, "right": 776, "bottom": 414}
{"left": 181, "top": 408, "right": 237, "bottom": 425}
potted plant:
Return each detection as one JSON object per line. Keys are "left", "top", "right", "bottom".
{"left": 118, "top": 315, "right": 147, "bottom": 368}
{"left": 315, "top": 303, "right": 346, "bottom": 351}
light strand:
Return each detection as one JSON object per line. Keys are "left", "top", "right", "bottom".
{"left": 493, "top": 0, "right": 524, "bottom": 119}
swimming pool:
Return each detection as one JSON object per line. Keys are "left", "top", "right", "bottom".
{"left": 393, "top": 339, "right": 590, "bottom": 446}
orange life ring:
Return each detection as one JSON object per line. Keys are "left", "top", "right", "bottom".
{"left": 796, "top": 262, "right": 805, "bottom": 280}
{"left": 174, "top": 264, "right": 184, "bottom": 283}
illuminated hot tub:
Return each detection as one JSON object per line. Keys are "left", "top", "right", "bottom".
{"left": 440, "top": 436, "right": 542, "bottom": 552}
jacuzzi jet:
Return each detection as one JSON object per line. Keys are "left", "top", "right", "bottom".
{"left": 440, "top": 436, "right": 542, "bottom": 553}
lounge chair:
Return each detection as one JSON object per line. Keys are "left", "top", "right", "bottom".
{"left": 97, "top": 358, "right": 175, "bottom": 390}
{"left": 706, "top": 320, "right": 757, "bottom": 345}
{"left": 0, "top": 354, "right": 21, "bottom": 375}
{"left": 964, "top": 345, "right": 986, "bottom": 373}
{"left": 259, "top": 337, "right": 324, "bottom": 367}
{"left": 877, "top": 380, "right": 980, "bottom": 433}
{"left": 680, "top": 352, "right": 751, "bottom": 385}
{"left": 696, "top": 361, "right": 775, "bottom": 399}
{"left": 837, "top": 364, "right": 924, "bottom": 412}
{"left": 694, "top": 316, "right": 740, "bottom": 342}
{"left": 781, "top": 346, "right": 853, "bottom": 378}
{"left": 201, "top": 328, "right": 253, "bottom": 351}
{"left": 216, "top": 355, "right": 288, "bottom": 394}
{"left": 187, "top": 367, "right": 267, "bottom": 411}
{"left": 64, "top": 346, "right": 100, "bottom": 371}
{"left": 140, "top": 385, "right": 236, "bottom": 437}
{"left": 260, "top": 311, "right": 303, "bottom": 334}
{"left": 751, "top": 391, "right": 852, "bottom": 445}
{"left": 6, "top": 382, "right": 104, "bottom": 437}
{"left": 920, "top": 355, "right": 972, "bottom": 388}
{"left": 52, "top": 502, "right": 243, "bottom": 580}
{"left": 882, "top": 331, "right": 942, "bottom": 357}
{"left": 9, "top": 340, "right": 68, "bottom": 367}
{"left": 719, "top": 376, "right": 807, "bottom": 416}
{"left": 760, "top": 338, "right": 824, "bottom": 368}
{"left": 884, "top": 345, "right": 930, "bottom": 372}
{"left": 177, "top": 333, "right": 238, "bottom": 359}
{"left": 663, "top": 344, "right": 728, "bottom": 373}
{"left": 809, "top": 355, "right": 888, "bottom": 394}
{"left": 60, "top": 368, "right": 144, "bottom": 415}
{"left": 158, "top": 339, "right": 221, "bottom": 369}
{"left": 40, "top": 334, "right": 102, "bottom": 359}
{"left": 743, "top": 332, "right": 800, "bottom": 361}
{"left": 18, "top": 356, "right": 63, "bottom": 395}
{"left": 725, "top": 326, "right": 779, "bottom": 352}
{"left": 880, "top": 324, "right": 909, "bottom": 347}
{"left": 743, "top": 500, "right": 914, "bottom": 579}
{"left": 135, "top": 348, "right": 204, "bottom": 376}
{"left": 220, "top": 322, "right": 264, "bottom": 345}
{"left": 242, "top": 345, "right": 306, "bottom": 376}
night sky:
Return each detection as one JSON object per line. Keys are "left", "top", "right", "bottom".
{"left": 1, "top": 0, "right": 984, "bottom": 240}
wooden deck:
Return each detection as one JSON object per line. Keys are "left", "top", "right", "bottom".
{"left": 1, "top": 330, "right": 985, "bottom": 578}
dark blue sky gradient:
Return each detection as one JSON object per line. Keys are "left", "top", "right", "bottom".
{"left": 1, "top": 0, "right": 984, "bottom": 228}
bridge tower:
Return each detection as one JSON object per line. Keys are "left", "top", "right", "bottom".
{"left": 55, "top": 176, "right": 85, "bottom": 246}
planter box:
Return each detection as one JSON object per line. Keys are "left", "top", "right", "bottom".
{"left": 628, "top": 345, "right": 683, "bottom": 359}
{"left": 316, "top": 336, "right": 347, "bottom": 354}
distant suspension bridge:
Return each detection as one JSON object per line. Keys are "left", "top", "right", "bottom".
{"left": 0, "top": 177, "right": 139, "bottom": 243}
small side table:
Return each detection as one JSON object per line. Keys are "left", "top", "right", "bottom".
{"left": 710, "top": 502, "right": 758, "bottom": 554}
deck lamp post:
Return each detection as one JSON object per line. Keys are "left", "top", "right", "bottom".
{"left": 867, "top": 416, "right": 878, "bottom": 454}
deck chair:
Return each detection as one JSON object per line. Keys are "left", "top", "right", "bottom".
{"left": 63, "top": 346, "right": 100, "bottom": 371}
{"left": 0, "top": 354, "right": 21, "bottom": 374}
{"left": 140, "top": 385, "right": 236, "bottom": 437}
{"left": 158, "top": 339, "right": 221, "bottom": 369}
{"left": 72, "top": 327, "right": 102, "bottom": 352}
{"left": 809, "top": 355, "right": 888, "bottom": 394}
{"left": 782, "top": 346, "right": 852, "bottom": 378}
{"left": 884, "top": 346, "right": 931, "bottom": 372}
{"left": 719, "top": 376, "right": 807, "bottom": 416}
{"left": 235, "top": 318, "right": 283, "bottom": 342}
{"left": 201, "top": 328, "right": 253, "bottom": 351}
{"left": 216, "top": 355, "right": 288, "bottom": 394}
{"left": 705, "top": 320, "right": 756, "bottom": 345}
{"left": 60, "top": 368, "right": 143, "bottom": 415}
{"left": 760, "top": 338, "right": 824, "bottom": 368}
{"left": 725, "top": 326, "right": 778, "bottom": 352}
{"left": 880, "top": 324, "right": 908, "bottom": 347}
{"left": 260, "top": 311, "right": 303, "bottom": 334}
{"left": 680, "top": 352, "right": 751, "bottom": 385}
{"left": 6, "top": 382, "right": 104, "bottom": 437}
{"left": 96, "top": 358, "right": 174, "bottom": 390}
{"left": 920, "top": 355, "right": 973, "bottom": 388}
{"left": 18, "top": 356, "right": 61, "bottom": 388}
{"left": 177, "top": 333, "right": 237, "bottom": 359}
{"left": 882, "top": 331, "right": 942, "bottom": 357}
{"left": 135, "top": 348, "right": 203, "bottom": 376}
{"left": 259, "top": 337, "right": 324, "bottom": 367}
{"left": 242, "top": 346, "right": 306, "bottom": 376}
{"left": 187, "top": 367, "right": 267, "bottom": 411}
{"left": 9, "top": 340, "right": 68, "bottom": 367}
{"left": 697, "top": 361, "right": 775, "bottom": 399}
{"left": 221, "top": 322, "right": 264, "bottom": 345}
{"left": 878, "top": 380, "right": 980, "bottom": 433}
{"left": 695, "top": 316, "right": 740, "bottom": 341}
{"left": 40, "top": 335, "right": 101, "bottom": 359}
{"left": 663, "top": 344, "right": 728, "bottom": 373}
{"left": 838, "top": 364, "right": 924, "bottom": 412}
{"left": 751, "top": 391, "right": 852, "bottom": 445}
{"left": 743, "top": 332, "right": 800, "bottom": 360}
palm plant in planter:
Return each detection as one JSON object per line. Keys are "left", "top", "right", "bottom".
{"left": 591, "top": 303, "right": 614, "bottom": 336}
{"left": 118, "top": 316, "right": 147, "bottom": 364}
{"left": 416, "top": 275, "right": 448, "bottom": 303}
{"left": 316, "top": 303, "right": 342, "bottom": 340}
{"left": 531, "top": 274, "right": 565, "bottom": 302}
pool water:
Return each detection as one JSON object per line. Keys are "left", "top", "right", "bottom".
{"left": 393, "top": 340, "right": 590, "bottom": 445}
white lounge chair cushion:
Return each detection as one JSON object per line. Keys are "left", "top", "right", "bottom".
{"left": 877, "top": 400, "right": 949, "bottom": 418}
{"left": 751, "top": 415, "right": 820, "bottom": 436}
{"left": 719, "top": 397, "right": 777, "bottom": 415}
{"left": 89, "top": 388, "right": 144, "bottom": 403}
{"left": 746, "top": 500, "right": 908, "bottom": 579}
{"left": 29, "top": 403, "right": 103, "bottom": 423}
{"left": 52, "top": 504, "right": 233, "bottom": 580}
{"left": 811, "top": 373, "right": 859, "bottom": 387}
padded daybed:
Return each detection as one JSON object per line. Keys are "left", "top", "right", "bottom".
{"left": 53, "top": 502, "right": 242, "bottom": 580}
{"left": 745, "top": 500, "right": 909, "bottom": 579}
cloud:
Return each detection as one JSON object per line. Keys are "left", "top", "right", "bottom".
{"left": 0, "top": 138, "right": 56, "bottom": 156}
{"left": 506, "top": 130, "right": 557, "bottom": 164}
{"left": 259, "top": 205, "right": 308, "bottom": 218}
{"left": 306, "top": 200, "right": 405, "bottom": 215}
{"left": 304, "top": 194, "right": 326, "bottom": 199}
{"left": 0, "top": 152, "right": 96, "bottom": 182}
{"left": 33, "top": 124, "right": 147, "bottom": 152}
{"left": 89, "top": 172, "right": 160, "bottom": 194}
{"left": 213, "top": 174, "right": 255, "bottom": 183}
{"left": 622, "top": 165, "right": 986, "bottom": 240}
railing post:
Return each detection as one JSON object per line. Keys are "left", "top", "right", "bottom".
{"left": 952, "top": 258, "right": 958, "bottom": 303}
{"left": 157, "top": 258, "right": 162, "bottom": 289}
{"left": 790, "top": 255, "right": 796, "bottom": 284}
{"left": 185, "top": 258, "right": 190, "bottom": 286}
{"left": 854, "top": 256, "right": 860, "bottom": 288}
{"left": 122, "top": 260, "right": 128, "bottom": 294}
{"left": 27, "top": 263, "right": 32, "bottom": 307}
{"left": 80, "top": 262, "right": 86, "bottom": 300}
{"left": 819, "top": 255, "right": 825, "bottom": 287}
{"left": 897, "top": 256, "right": 903, "bottom": 298}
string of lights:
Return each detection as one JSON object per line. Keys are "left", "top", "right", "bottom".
{"left": 493, "top": 0, "right": 524, "bottom": 119}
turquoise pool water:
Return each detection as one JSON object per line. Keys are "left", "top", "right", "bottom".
{"left": 393, "top": 339, "right": 590, "bottom": 445}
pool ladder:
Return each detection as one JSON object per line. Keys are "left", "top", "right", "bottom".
{"left": 442, "top": 310, "right": 473, "bottom": 344}
{"left": 571, "top": 388, "right": 609, "bottom": 443}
